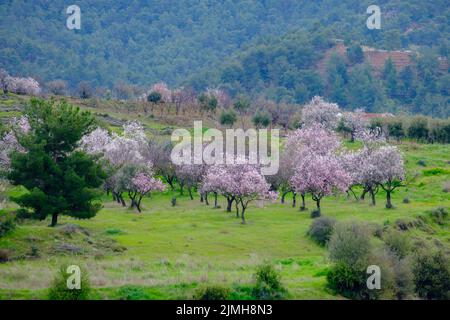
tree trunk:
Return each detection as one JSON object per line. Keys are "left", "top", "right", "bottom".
{"left": 281, "top": 191, "right": 288, "bottom": 204}
{"left": 241, "top": 203, "right": 246, "bottom": 224}
{"left": 205, "top": 193, "right": 209, "bottom": 206}
{"left": 316, "top": 199, "right": 321, "bottom": 213}
{"left": 166, "top": 176, "right": 175, "bottom": 190}
{"left": 235, "top": 200, "right": 240, "bottom": 218}
{"left": 120, "top": 195, "right": 126, "bottom": 207}
{"left": 386, "top": 191, "right": 393, "bottom": 209}
{"left": 226, "top": 197, "right": 234, "bottom": 212}
{"left": 200, "top": 193, "right": 204, "bottom": 203}
{"left": 360, "top": 187, "right": 368, "bottom": 200}
{"left": 214, "top": 192, "right": 218, "bottom": 208}
{"left": 179, "top": 183, "right": 184, "bottom": 195}
{"left": 136, "top": 196, "right": 143, "bottom": 213}
{"left": 370, "top": 188, "right": 376, "bottom": 206}
{"left": 300, "top": 193, "right": 306, "bottom": 211}
{"left": 50, "top": 213, "right": 58, "bottom": 227}
{"left": 292, "top": 192, "right": 297, "bottom": 208}
{"left": 188, "top": 187, "right": 193, "bottom": 200}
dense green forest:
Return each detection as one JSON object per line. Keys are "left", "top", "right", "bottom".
{"left": 0, "top": 0, "right": 449, "bottom": 116}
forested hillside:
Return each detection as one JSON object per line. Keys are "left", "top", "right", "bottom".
{"left": 0, "top": 0, "right": 448, "bottom": 116}
{"left": 194, "top": 34, "right": 449, "bottom": 117}
{"left": 1, "top": 0, "right": 448, "bottom": 85}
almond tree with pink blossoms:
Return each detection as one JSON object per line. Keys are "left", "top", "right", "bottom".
{"left": 372, "top": 146, "right": 405, "bottom": 208}
{"left": 301, "top": 96, "right": 340, "bottom": 131}
{"left": 0, "top": 116, "right": 30, "bottom": 173}
{"left": 131, "top": 172, "right": 165, "bottom": 212}
{"left": 290, "top": 154, "right": 351, "bottom": 214}
{"left": 176, "top": 163, "right": 206, "bottom": 200}
{"left": 202, "top": 160, "right": 276, "bottom": 223}
{"left": 341, "top": 149, "right": 380, "bottom": 204}
{"left": 284, "top": 123, "right": 342, "bottom": 210}
{"left": 80, "top": 121, "right": 151, "bottom": 205}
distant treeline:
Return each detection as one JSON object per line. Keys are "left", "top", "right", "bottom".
{"left": 357, "top": 116, "right": 450, "bottom": 144}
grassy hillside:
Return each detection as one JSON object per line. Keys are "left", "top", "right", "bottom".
{"left": 0, "top": 95, "right": 448, "bottom": 300}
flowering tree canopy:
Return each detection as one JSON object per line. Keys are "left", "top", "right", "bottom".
{"left": 150, "top": 82, "right": 172, "bottom": 103}
{"left": 202, "top": 159, "right": 276, "bottom": 223}
{"left": 176, "top": 163, "right": 206, "bottom": 200}
{"left": 371, "top": 146, "right": 405, "bottom": 208}
{"left": 301, "top": 96, "right": 340, "bottom": 131}
{"left": 340, "top": 109, "right": 368, "bottom": 142}
{"left": 0, "top": 116, "right": 30, "bottom": 173}
{"left": 290, "top": 154, "right": 351, "bottom": 212}
{"left": 3, "top": 74, "right": 40, "bottom": 95}
{"left": 130, "top": 172, "right": 166, "bottom": 212}
{"left": 286, "top": 123, "right": 341, "bottom": 157}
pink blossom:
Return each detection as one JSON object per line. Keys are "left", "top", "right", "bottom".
{"left": 132, "top": 172, "right": 166, "bottom": 195}
{"left": 301, "top": 96, "right": 340, "bottom": 130}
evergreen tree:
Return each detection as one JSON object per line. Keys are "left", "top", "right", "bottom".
{"left": 8, "top": 99, "right": 106, "bottom": 227}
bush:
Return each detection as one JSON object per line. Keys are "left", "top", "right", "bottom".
{"left": 310, "top": 209, "right": 321, "bottom": 219}
{"left": 326, "top": 263, "right": 374, "bottom": 300}
{"left": 383, "top": 229, "right": 411, "bottom": 259}
{"left": 371, "top": 223, "right": 384, "bottom": 238}
{"left": 118, "top": 286, "right": 150, "bottom": 300}
{"left": 307, "top": 216, "right": 336, "bottom": 246}
{"left": 371, "top": 249, "right": 414, "bottom": 300}
{"left": 194, "top": 285, "right": 230, "bottom": 300}
{"left": 328, "top": 221, "right": 371, "bottom": 267}
{"left": 428, "top": 207, "right": 448, "bottom": 225}
{"left": 417, "top": 160, "right": 427, "bottom": 167}
{"left": 0, "top": 210, "right": 15, "bottom": 237}
{"left": 0, "top": 248, "right": 11, "bottom": 262}
{"left": 48, "top": 265, "right": 90, "bottom": 300}
{"left": 423, "top": 168, "right": 450, "bottom": 176}
{"left": 252, "top": 263, "right": 287, "bottom": 300}
{"left": 413, "top": 250, "right": 450, "bottom": 299}
{"left": 402, "top": 197, "right": 410, "bottom": 204}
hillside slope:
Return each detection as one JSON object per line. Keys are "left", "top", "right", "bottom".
{"left": 0, "top": 0, "right": 448, "bottom": 89}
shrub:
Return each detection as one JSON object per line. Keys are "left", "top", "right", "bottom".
{"left": 407, "top": 117, "right": 429, "bottom": 141}
{"left": 428, "top": 207, "right": 448, "bottom": 225}
{"left": 371, "top": 223, "right": 384, "bottom": 238}
{"left": 307, "top": 216, "right": 336, "bottom": 246}
{"left": 310, "top": 209, "right": 321, "bottom": 219}
{"left": 371, "top": 249, "right": 414, "bottom": 300}
{"left": 402, "top": 197, "right": 410, "bottom": 204}
{"left": 328, "top": 221, "right": 371, "bottom": 267}
{"left": 252, "top": 263, "right": 287, "bottom": 300}
{"left": 395, "top": 218, "right": 423, "bottom": 231}
{"left": 194, "top": 285, "right": 230, "bottom": 300}
{"left": 422, "top": 168, "right": 450, "bottom": 176}
{"left": 417, "top": 160, "right": 427, "bottom": 167}
{"left": 326, "top": 263, "right": 374, "bottom": 300}
{"left": 383, "top": 229, "right": 411, "bottom": 259}
{"left": 118, "top": 286, "right": 150, "bottom": 300}
{"left": 0, "top": 248, "right": 11, "bottom": 262}
{"left": 48, "top": 266, "right": 90, "bottom": 300}
{"left": 413, "top": 250, "right": 450, "bottom": 299}
{"left": 0, "top": 210, "right": 15, "bottom": 237}
{"left": 15, "top": 208, "right": 34, "bottom": 220}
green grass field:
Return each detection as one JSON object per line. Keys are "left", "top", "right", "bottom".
{"left": 0, "top": 139, "right": 449, "bottom": 300}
